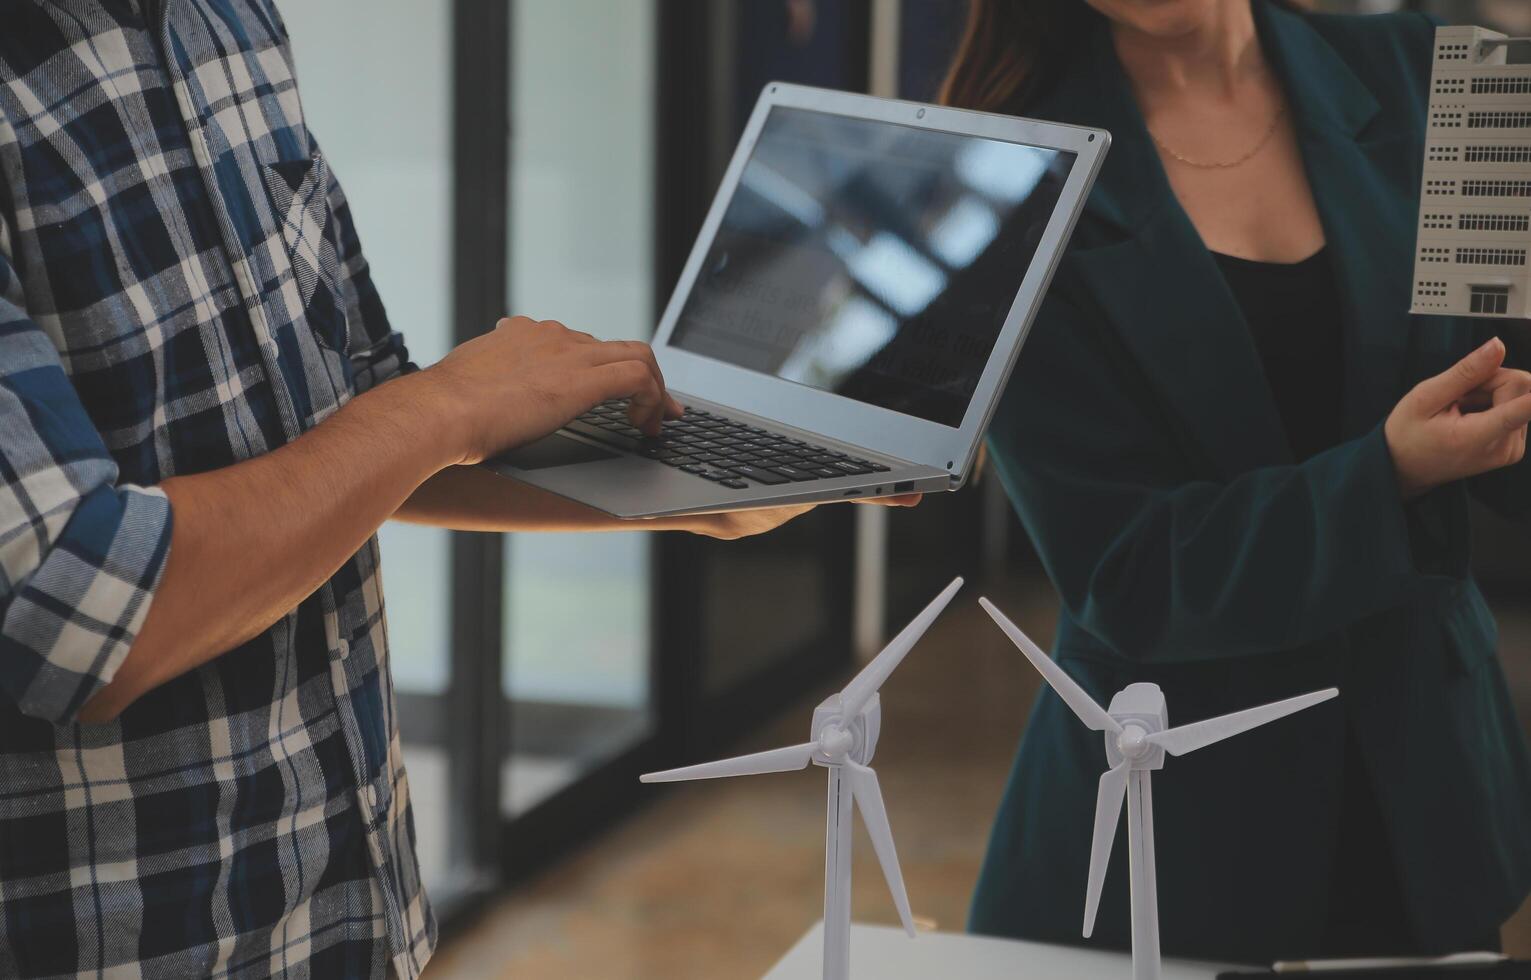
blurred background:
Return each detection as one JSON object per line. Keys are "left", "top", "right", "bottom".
{"left": 279, "top": 0, "right": 1531, "bottom": 976}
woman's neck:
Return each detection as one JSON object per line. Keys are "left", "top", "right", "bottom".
{"left": 1110, "top": 2, "right": 1265, "bottom": 104}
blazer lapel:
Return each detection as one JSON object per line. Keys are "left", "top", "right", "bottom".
{"left": 1032, "top": 27, "right": 1293, "bottom": 478}
{"left": 1257, "top": 2, "right": 1416, "bottom": 434}
{"left": 1068, "top": 218, "right": 1294, "bottom": 477}
{"left": 1029, "top": 4, "right": 1417, "bottom": 476}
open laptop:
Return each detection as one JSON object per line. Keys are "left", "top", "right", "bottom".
{"left": 487, "top": 82, "right": 1109, "bottom": 518}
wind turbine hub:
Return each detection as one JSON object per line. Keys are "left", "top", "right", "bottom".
{"left": 818, "top": 725, "right": 855, "bottom": 760}
{"left": 1117, "top": 724, "right": 1150, "bottom": 760}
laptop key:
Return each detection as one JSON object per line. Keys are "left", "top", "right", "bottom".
{"left": 771, "top": 464, "right": 819, "bottom": 482}
{"left": 728, "top": 464, "right": 789, "bottom": 485}
{"left": 719, "top": 478, "right": 749, "bottom": 489}
{"left": 566, "top": 419, "right": 646, "bottom": 453}
{"left": 580, "top": 401, "right": 879, "bottom": 486}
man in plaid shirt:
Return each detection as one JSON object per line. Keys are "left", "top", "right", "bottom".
{"left": 0, "top": 2, "right": 918, "bottom": 977}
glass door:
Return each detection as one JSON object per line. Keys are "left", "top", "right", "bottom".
{"left": 501, "top": 0, "right": 660, "bottom": 821}
{"left": 650, "top": 0, "right": 868, "bottom": 757}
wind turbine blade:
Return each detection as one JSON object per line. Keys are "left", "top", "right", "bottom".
{"left": 639, "top": 742, "right": 817, "bottom": 783}
{"left": 1083, "top": 761, "right": 1129, "bottom": 938}
{"left": 839, "top": 576, "right": 963, "bottom": 722}
{"left": 1147, "top": 688, "right": 1339, "bottom": 757}
{"left": 979, "top": 597, "right": 1121, "bottom": 734}
{"left": 845, "top": 761, "right": 917, "bottom": 938}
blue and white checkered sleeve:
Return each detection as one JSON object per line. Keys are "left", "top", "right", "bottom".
{"left": 321, "top": 144, "right": 417, "bottom": 393}
{"left": 0, "top": 224, "right": 172, "bottom": 725}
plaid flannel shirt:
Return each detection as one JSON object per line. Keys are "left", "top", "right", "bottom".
{"left": 0, "top": 1, "right": 434, "bottom": 976}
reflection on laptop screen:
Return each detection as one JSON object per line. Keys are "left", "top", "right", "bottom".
{"left": 669, "top": 106, "right": 1077, "bottom": 428}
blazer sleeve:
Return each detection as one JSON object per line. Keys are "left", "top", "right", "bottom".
{"left": 987, "top": 289, "right": 1464, "bottom": 666}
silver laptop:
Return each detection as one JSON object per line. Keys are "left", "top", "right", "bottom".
{"left": 488, "top": 82, "right": 1109, "bottom": 518}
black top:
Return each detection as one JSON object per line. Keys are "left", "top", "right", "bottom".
{"left": 1213, "top": 247, "right": 1345, "bottom": 461}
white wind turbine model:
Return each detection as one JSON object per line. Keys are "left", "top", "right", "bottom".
{"left": 641, "top": 577, "right": 964, "bottom": 980}
{"left": 979, "top": 597, "right": 1339, "bottom": 980}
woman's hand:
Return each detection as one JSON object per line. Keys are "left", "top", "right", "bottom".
{"left": 679, "top": 494, "right": 923, "bottom": 541}
{"left": 1385, "top": 337, "right": 1531, "bottom": 500}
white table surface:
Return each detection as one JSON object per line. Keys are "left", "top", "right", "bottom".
{"left": 764, "top": 923, "right": 1241, "bottom": 980}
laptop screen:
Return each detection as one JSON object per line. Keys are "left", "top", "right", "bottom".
{"left": 667, "top": 105, "right": 1077, "bottom": 428}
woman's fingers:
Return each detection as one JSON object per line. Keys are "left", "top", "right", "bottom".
{"left": 1458, "top": 390, "right": 1531, "bottom": 450}
{"left": 1411, "top": 337, "right": 1507, "bottom": 416}
{"left": 1384, "top": 346, "right": 1529, "bottom": 498}
{"left": 1491, "top": 391, "right": 1531, "bottom": 435}
{"left": 1453, "top": 368, "right": 1531, "bottom": 416}
{"left": 1490, "top": 368, "right": 1531, "bottom": 406}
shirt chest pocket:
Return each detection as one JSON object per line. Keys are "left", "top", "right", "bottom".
{"left": 262, "top": 153, "right": 351, "bottom": 358}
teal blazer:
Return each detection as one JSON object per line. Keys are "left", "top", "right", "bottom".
{"left": 971, "top": 2, "right": 1531, "bottom": 963}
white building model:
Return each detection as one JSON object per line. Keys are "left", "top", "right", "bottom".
{"left": 1412, "top": 26, "right": 1531, "bottom": 320}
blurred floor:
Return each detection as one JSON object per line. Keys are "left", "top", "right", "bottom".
{"left": 429, "top": 575, "right": 1531, "bottom": 979}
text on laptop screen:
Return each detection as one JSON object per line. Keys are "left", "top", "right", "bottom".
{"left": 668, "top": 106, "right": 1077, "bottom": 428}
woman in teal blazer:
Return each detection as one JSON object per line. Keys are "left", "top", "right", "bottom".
{"left": 944, "top": 0, "right": 1531, "bottom": 964}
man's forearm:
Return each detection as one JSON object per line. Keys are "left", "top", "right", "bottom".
{"left": 81, "top": 372, "right": 458, "bottom": 721}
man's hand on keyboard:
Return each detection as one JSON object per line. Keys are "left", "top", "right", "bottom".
{"left": 422, "top": 316, "right": 684, "bottom": 466}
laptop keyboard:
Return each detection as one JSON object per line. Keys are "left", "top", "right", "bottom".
{"left": 564, "top": 400, "right": 890, "bottom": 489}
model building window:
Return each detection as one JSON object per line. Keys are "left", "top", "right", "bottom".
{"left": 1472, "top": 77, "right": 1531, "bottom": 94}
{"left": 1465, "top": 146, "right": 1531, "bottom": 163}
{"left": 1469, "top": 285, "right": 1511, "bottom": 315}
{"left": 1459, "top": 214, "right": 1531, "bottom": 232}
{"left": 1467, "top": 110, "right": 1531, "bottom": 128}
{"left": 1463, "top": 179, "right": 1531, "bottom": 197}
{"left": 1458, "top": 247, "right": 1528, "bottom": 265}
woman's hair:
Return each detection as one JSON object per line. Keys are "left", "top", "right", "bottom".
{"left": 937, "top": 0, "right": 1103, "bottom": 112}
{"left": 937, "top": 0, "right": 1301, "bottom": 113}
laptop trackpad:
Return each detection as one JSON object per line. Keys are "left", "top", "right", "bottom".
{"left": 495, "top": 433, "right": 618, "bottom": 470}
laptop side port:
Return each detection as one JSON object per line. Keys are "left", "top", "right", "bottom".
{"left": 894, "top": 481, "right": 914, "bottom": 493}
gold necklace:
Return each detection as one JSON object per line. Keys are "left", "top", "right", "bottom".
{"left": 1150, "top": 104, "right": 1286, "bottom": 169}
